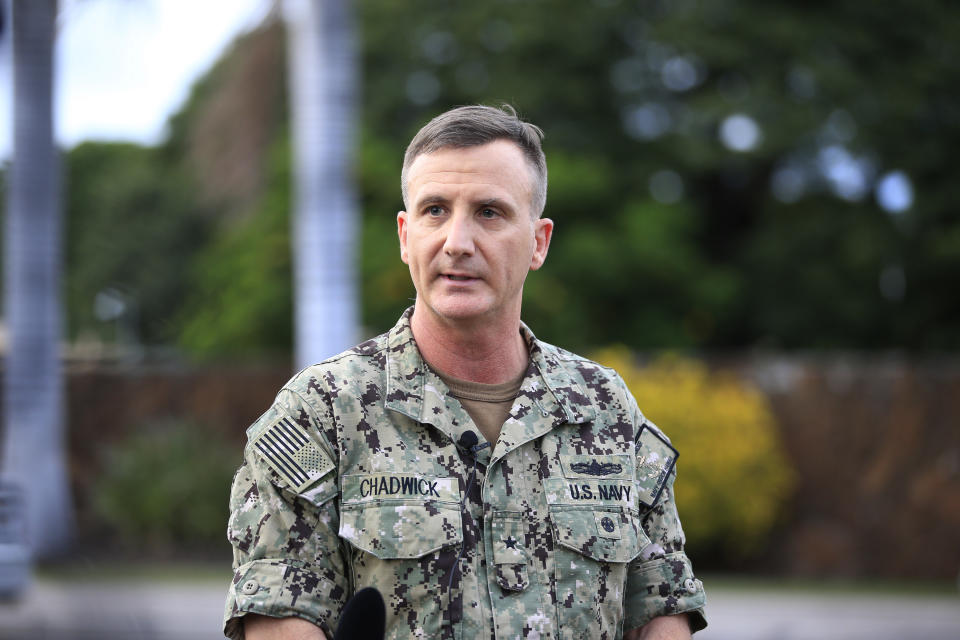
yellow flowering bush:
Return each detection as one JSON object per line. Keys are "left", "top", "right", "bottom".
{"left": 593, "top": 348, "right": 795, "bottom": 556}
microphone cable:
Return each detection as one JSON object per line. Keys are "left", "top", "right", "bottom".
{"left": 446, "top": 432, "right": 491, "bottom": 612}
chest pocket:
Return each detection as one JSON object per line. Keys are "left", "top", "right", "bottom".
{"left": 550, "top": 503, "right": 647, "bottom": 640}
{"left": 339, "top": 500, "right": 462, "bottom": 558}
{"left": 338, "top": 474, "right": 463, "bottom": 640}
{"left": 339, "top": 472, "right": 463, "bottom": 557}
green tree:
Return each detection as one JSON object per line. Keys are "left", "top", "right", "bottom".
{"left": 354, "top": 0, "right": 960, "bottom": 351}
{"left": 177, "top": 136, "right": 293, "bottom": 359}
{"left": 64, "top": 143, "right": 211, "bottom": 347}
{"left": 71, "top": 1, "right": 960, "bottom": 358}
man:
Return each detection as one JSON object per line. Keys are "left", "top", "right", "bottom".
{"left": 224, "top": 105, "right": 707, "bottom": 640}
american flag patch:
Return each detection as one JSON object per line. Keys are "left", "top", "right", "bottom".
{"left": 251, "top": 416, "right": 334, "bottom": 493}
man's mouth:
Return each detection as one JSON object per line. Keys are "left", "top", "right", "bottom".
{"left": 442, "top": 274, "right": 476, "bottom": 282}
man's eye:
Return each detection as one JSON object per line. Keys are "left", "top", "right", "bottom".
{"left": 427, "top": 206, "right": 444, "bottom": 216}
{"left": 480, "top": 208, "right": 498, "bottom": 219}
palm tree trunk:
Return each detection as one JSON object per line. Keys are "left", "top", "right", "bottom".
{"left": 2, "top": 0, "right": 73, "bottom": 558}
{"left": 284, "top": 0, "right": 359, "bottom": 369}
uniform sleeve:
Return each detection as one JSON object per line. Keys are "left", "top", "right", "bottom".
{"left": 622, "top": 398, "right": 707, "bottom": 633}
{"left": 223, "top": 388, "right": 349, "bottom": 640}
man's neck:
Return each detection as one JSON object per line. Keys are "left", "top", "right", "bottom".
{"left": 410, "top": 306, "right": 529, "bottom": 384}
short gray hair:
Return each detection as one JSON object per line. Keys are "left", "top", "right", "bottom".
{"left": 401, "top": 104, "right": 548, "bottom": 216}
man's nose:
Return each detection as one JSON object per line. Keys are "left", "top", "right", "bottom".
{"left": 443, "top": 211, "right": 476, "bottom": 256}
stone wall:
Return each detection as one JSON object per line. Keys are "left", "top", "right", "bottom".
{"left": 57, "top": 355, "right": 960, "bottom": 579}
{"left": 64, "top": 361, "right": 291, "bottom": 537}
{"left": 733, "top": 354, "right": 960, "bottom": 579}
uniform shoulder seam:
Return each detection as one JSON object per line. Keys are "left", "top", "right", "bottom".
{"left": 277, "top": 335, "right": 388, "bottom": 391}
{"left": 314, "top": 333, "right": 389, "bottom": 366}
{"left": 541, "top": 340, "right": 618, "bottom": 374}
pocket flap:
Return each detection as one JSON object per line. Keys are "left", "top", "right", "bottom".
{"left": 550, "top": 505, "right": 644, "bottom": 563}
{"left": 491, "top": 511, "right": 529, "bottom": 592}
{"left": 340, "top": 502, "right": 462, "bottom": 559}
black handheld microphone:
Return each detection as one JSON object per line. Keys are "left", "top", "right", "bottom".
{"left": 334, "top": 587, "right": 385, "bottom": 640}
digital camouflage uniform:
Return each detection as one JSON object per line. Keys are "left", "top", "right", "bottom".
{"left": 224, "top": 309, "right": 707, "bottom": 639}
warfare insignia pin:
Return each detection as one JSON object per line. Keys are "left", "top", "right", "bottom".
{"left": 252, "top": 415, "right": 335, "bottom": 493}
{"left": 560, "top": 455, "right": 631, "bottom": 479}
{"left": 636, "top": 425, "right": 679, "bottom": 507}
{"left": 570, "top": 460, "right": 624, "bottom": 476}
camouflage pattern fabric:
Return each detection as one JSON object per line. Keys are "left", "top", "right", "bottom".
{"left": 224, "top": 308, "right": 707, "bottom": 639}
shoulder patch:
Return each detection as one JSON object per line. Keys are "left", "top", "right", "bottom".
{"left": 251, "top": 415, "right": 335, "bottom": 493}
{"left": 636, "top": 424, "right": 679, "bottom": 507}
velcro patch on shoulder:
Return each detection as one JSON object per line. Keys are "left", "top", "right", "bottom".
{"left": 636, "top": 424, "right": 679, "bottom": 507}
{"left": 251, "top": 415, "right": 335, "bottom": 493}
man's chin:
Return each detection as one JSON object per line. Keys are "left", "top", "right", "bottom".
{"left": 424, "top": 297, "right": 494, "bottom": 324}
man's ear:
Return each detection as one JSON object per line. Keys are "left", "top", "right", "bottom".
{"left": 397, "top": 211, "right": 409, "bottom": 264}
{"left": 530, "top": 217, "right": 554, "bottom": 271}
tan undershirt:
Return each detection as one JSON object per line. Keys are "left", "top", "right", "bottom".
{"left": 432, "top": 368, "right": 525, "bottom": 445}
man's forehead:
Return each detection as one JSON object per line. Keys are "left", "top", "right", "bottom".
{"left": 407, "top": 141, "right": 533, "bottom": 192}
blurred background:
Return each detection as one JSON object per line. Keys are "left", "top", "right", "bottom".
{"left": 1, "top": 0, "right": 959, "bottom": 638}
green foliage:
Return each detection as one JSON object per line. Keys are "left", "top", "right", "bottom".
{"left": 64, "top": 143, "right": 211, "bottom": 345}
{"left": 354, "top": 0, "right": 960, "bottom": 350}
{"left": 594, "top": 349, "right": 795, "bottom": 558}
{"left": 55, "top": 1, "right": 960, "bottom": 356}
{"left": 358, "top": 134, "right": 416, "bottom": 334}
{"left": 176, "top": 135, "right": 294, "bottom": 358}
{"left": 92, "top": 421, "right": 240, "bottom": 549}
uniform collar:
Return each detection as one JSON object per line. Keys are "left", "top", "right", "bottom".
{"left": 520, "top": 321, "right": 598, "bottom": 425}
{"left": 384, "top": 308, "right": 596, "bottom": 448}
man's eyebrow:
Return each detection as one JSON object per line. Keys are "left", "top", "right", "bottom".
{"left": 412, "top": 194, "right": 517, "bottom": 212}
{"left": 475, "top": 197, "right": 513, "bottom": 210}
{"left": 413, "top": 194, "right": 449, "bottom": 209}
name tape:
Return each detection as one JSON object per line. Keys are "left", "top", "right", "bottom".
{"left": 342, "top": 473, "right": 460, "bottom": 504}
{"left": 543, "top": 477, "right": 634, "bottom": 505}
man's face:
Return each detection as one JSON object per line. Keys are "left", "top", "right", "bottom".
{"left": 398, "top": 140, "right": 553, "bottom": 327}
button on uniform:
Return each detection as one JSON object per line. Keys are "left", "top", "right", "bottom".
{"left": 639, "top": 543, "right": 665, "bottom": 561}
{"left": 241, "top": 579, "right": 259, "bottom": 595}
{"left": 683, "top": 578, "right": 699, "bottom": 594}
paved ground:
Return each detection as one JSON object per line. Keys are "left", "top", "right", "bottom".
{"left": 1, "top": 576, "right": 958, "bottom": 639}
{"left": 699, "top": 588, "right": 960, "bottom": 640}
{"left": 0, "top": 577, "right": 226, "bottom": 640}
